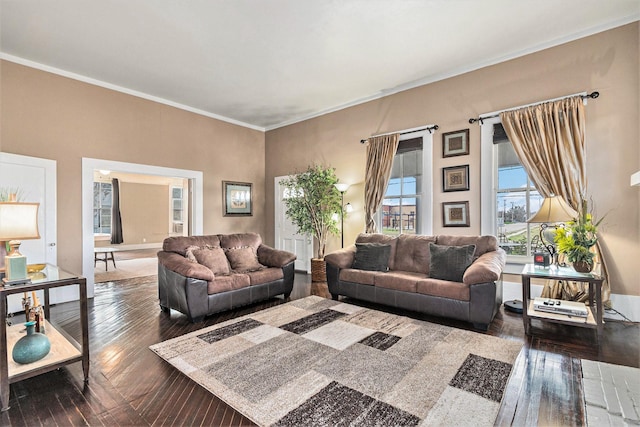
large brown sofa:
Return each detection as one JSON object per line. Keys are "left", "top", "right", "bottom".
{"left": 157, "top": 233, "right": 296, "bottom": 322}
{"left": 324, "top": 233, "right": 506, "bottom": 330}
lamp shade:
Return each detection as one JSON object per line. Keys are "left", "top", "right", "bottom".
{"left": 334, "top": 183, "right": 350, "bottom": 193}
{"left": 0, "top": 202, "right": 40, "bottom": 240}
{"left": 527, "top": 196, "right": 577, "bottom": 224}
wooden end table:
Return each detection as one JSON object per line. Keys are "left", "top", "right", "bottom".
{"left": 0, "top": 265, "right": 89, "bottom": 411}
{"left": 521, "top": 263, "right": 604, "bottom": 340}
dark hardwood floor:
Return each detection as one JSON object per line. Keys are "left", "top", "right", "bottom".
{"left": 1, "top": 273, "right": 638, "bottom": 426}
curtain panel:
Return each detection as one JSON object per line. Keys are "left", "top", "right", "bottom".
{"left": 500, "top": 96, "right": 610, "bottom": 306}
{"left": 364, "top": 134, "right": 400, "bottom": 233}
{"left": 111, "top": 178, "right": 124, "bottom": 244}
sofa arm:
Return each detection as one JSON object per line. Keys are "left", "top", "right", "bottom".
{"left": 157, "top": 251, "right": 215, "bottom": 282}
{"left": 257, "top": 245, "right": 297, "bottom": 268}
{"left": 324, "top": 245, "right": 356, "bottom": 269}
{"left": 463, "top": 248, "right": 506, "bottom": 285}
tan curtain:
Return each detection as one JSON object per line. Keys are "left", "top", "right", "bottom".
{"left": 364, "top": 134, "right": 400, "bottom": 233}
{"left": 500, "top": 96, "right": 611, "bottom": 306}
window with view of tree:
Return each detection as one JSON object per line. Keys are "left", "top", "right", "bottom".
{"left": 492, "top": 122, "right": 544, "bottom": 258}
{"left": 93, "top": 182, "right": 112, "bottom": 234}
{"left": 381, "top": 137, "right": 423, "bottom": 236}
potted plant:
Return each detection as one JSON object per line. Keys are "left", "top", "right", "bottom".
{"left": 280, "top": 164, "right": 342, "bottom": 281}
{"left": 554, "top": 198, "right": 604, "bottom": 273}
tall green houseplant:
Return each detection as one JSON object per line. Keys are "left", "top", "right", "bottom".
{"left": 280, "top": 164, "right": 342, "bottom": 260}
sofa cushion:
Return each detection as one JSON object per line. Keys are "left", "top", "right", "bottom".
{"left": 352, "top": 243, "right": 391, "bottom": 272}
{"left": 355, "top": 233, "right": 398, "bottom": 270}
{"left": 163, "top": 235, "right": 221, "bottom": 256}
{"left": 226, "top": 246, "right": 264, "bottom": 272}
{"left": 208, "top": 273, "right": 250, "bottom": 294}
{"left": 429, "top": 243, "right": 476, "bottom": 282}
{"left": 375, "top": 271, "right": 425, "bottom": 293}
{"left": 416, "top": 278, "right": 470, "bottom": 301}
{"left": 339, "top": 268, "right": 378, "bottom": 286}
{"left": 246, "top": 267, "right": 284, "bottom": 285}
{"left": 436, "top": 235, "right": 498, "bottom": 258}
{"left": 393, "top": 234, "right": 437, "bottom": 274}
{"left": 192, "top": 246, "right": 230, "bottom": 275}
{"left": 220, "top": 233, "right": 262, "bottom": 250}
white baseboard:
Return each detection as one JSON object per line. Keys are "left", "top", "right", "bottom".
{"left": 502, "top": 280, "right": 639, "bottom": 322}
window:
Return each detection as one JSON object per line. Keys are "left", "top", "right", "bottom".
{"left": 380, "top": 134, "right": 433, "bottom": 236}
{"left": 93, "top": 182, "right": 112, "bottom": 234}
{"left": 171, "top": 186, "right": 184, "bottom": 234}
{"left": 481, "top": 118, "right": 543, "bottom": 260}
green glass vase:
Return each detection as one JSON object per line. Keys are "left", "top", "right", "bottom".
{"left": 12, "top": 321, "right": 51, "bottom": 364}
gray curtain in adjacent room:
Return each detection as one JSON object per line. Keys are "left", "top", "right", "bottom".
{"left": 500, "top": 95, "right": 610, "bottom": 306}
{"left": 110, "top": 178, "right": 124, "bottom": 244}
{"left": 364, "top": 134, "right": 400, "bottom": 233}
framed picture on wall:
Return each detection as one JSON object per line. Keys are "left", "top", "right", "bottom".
{"left": 442, "top": 201, "right": 470, "bottom": 227}
{"left": 443, "top": 165, "right": 469, "bottom": 192}
{"left": 223, "top": 181, "right": 252, "bottom": 216}
{"left": 442, "top": 129, "right": 470, "bottom": 157}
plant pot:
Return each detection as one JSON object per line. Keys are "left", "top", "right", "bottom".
{"left": 311, "top": 258, "right": 327, "bottom": 282}
{"left": 572, "top": 261, "right": 593, "bottom": 273}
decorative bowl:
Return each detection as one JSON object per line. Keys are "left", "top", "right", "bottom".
{"left": 27, "top": 264, "right": 46, "bottom": 273}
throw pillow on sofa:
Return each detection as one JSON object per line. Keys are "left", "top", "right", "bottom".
{"left": 192, "top": 247, "right": 230, "bottom": 275}
{"left": 429, "top": 243, "right": 476, "bottom": 282}
{"left": 352, "top": 243, "right": 391, "bottom": 272}
{"left": 226, "top": 246, "right": 264, "bottom": 272}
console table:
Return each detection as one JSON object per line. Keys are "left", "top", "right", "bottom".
{"left": 0, "top": 265, "right": 89, "bottom": 411}
{"left": 521, "top": 264, "right": 604, "bottom": 340}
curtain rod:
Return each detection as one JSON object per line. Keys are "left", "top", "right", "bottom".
{"left": 360, "top": 124, "right": 439, "bottom": 144}
{"left": 468, "top": 91, "right": 599, "bottom": 125}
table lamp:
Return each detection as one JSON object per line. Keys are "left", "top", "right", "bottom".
{"left": 0, "top": 201, "right": 40, "bottom": 285}
{"left": 527, "top": 195, "right": 577, "bottom": 266}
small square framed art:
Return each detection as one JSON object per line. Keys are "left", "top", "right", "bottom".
{"left": 442, "top": 201, "right": 470, "bottom": 227}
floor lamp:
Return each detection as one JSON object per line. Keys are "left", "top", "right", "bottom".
{"left": 334, "top": 183, "right": 350, "bottom": 248}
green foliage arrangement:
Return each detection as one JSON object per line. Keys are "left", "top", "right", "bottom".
{"left": 280, "top": 164, "right": 342, "bottom": 259}
{"left": 554, "top": 199, "right": 604, "bottom": 267}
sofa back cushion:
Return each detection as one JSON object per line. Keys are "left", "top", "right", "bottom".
{"left": 435, "top": 235, "right": 498, "bottom": 258}
{"left": 393, "top": 234, "right": 437, "bottom": 274}
{"left": 219, "top": 233, "right": 262, "bottom": 250}
{"left": 355, "top": 233, "right": 398, "bottom": 270}
{"left": 163, "top": 235, "right": 221, "bottom": 256}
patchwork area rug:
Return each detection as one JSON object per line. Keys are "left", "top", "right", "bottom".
{"left": 150, "top": 296, "right": 523, "bottom": 426}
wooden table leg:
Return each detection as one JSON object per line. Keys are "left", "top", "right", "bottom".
{"left": 522, "top": 276, "right": 531, "bottom": 335}
{"left": 1, "top": 298, "right": 10, "bottom": 411}
{"left": 80, "top": 280, "right": 90, "bottom": 383}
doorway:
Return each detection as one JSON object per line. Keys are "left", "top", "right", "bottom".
{"left": 82, "top": 158, "right": 203, "bottom": 297}
{"left": 274, "top": 176, "right": 313, "bottom": 273}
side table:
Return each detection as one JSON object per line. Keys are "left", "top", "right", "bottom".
{"left": 0, "top": 265, "right": 89, "bottom": 411}
{"left": 521, "top": 263, "right": 604, "bottom": 340}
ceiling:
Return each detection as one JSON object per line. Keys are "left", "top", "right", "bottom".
{"left": 1, "top": 1, "right": 638, "bottom": 131}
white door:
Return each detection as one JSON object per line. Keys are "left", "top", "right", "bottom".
{"left": 0, "top": 152, "right": 63, "bottom": 314}
{"left": 275, "top": 176, "right": 312, "bottom": 273}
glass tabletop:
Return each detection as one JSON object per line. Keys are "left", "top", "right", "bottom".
{"left": 521, "top": 263, "right": 602, "bottom": 280}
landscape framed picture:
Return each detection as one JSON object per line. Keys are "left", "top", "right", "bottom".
{"left": 442, "top": 165, "right": 469, "bottom": 192}
{"left": 442, "top": 201, "right": 470, "bottom": 227}
{"left": 223, "top": 181, "right": 252, "bottom": 216}
{"left": 442, "top": 129, "right": 470, "bottom": 157}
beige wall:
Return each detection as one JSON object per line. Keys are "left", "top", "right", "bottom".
{"left": 1, "top": 61, "right": 266, "bottom": 274}
{"left": 120, "top": 182, "right": 170, "bottom": 245}
{"left": 265, "top": 23, "right": 640, "bottom": 297}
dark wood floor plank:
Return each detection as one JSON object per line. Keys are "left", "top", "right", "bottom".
{"left": 2, "top": 273, "right": 638, "bottom": 426}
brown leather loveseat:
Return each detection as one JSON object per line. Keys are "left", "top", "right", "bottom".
{"left": 157, "top": 233, "right": 296, "bottom": 322}
{"left": 324, "top": 233, "right": 505, "bottom": 330}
